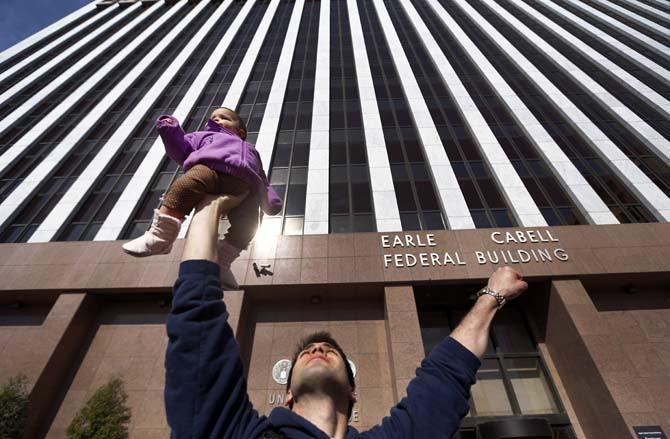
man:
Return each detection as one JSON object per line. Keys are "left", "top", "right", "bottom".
{"left": 164, "top": 195, "right": 528, "bottom": 438}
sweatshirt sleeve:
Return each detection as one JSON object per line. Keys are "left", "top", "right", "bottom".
{"left": 361, "top": 337, "right": 480, "bottom": 439}
{"left": 260, "top": 168, "right": 282, "bottom": 215}
{"left": 156, "top": 115, "right": 194, "bottom": 165}
{"left": 164, "top": 260, "right": 268, "bottom": 439}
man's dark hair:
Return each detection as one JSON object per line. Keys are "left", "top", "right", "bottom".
{"left": 286, "top": 331, "right": 356, "bottom": 418}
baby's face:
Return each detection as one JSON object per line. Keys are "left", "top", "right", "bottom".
{"left": 210, "top": 108, "right": 243, "bottom": 137}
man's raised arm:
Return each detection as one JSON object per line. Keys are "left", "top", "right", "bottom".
{"left": 164, "top": 194, "right": 269, "bottom": 438}
{"left": 450, "top": 266, "right": 527, "bottom": 358}
{"left": 365, "top": 267, "right": 528, "bottom": 438}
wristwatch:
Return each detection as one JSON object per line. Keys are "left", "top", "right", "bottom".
{"left": 477, "top": 286, "right": 506, "bottom": 309}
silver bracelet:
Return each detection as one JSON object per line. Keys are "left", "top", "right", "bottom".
{"left": 476, "top": 286, "right": 506, "bottom": 309}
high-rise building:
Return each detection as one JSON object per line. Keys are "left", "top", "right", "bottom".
{"left": 0, "top": 0, "right": 668, "bottom": 437}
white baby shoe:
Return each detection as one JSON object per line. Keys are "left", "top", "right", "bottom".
{"left": 122, "top": 210, "right": 182, "bottom": 257}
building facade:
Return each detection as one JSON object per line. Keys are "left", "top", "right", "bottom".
{"left": 0, "top": 0, "right": 668, "bottom": 437}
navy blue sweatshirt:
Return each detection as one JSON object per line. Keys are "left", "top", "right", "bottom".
{"left": 165, "top": 260, "right": 480, "bottom": 438}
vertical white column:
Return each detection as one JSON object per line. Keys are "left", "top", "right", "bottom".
{"left": 424, "top": 0, "right": 618, "bottom": 225}
{"left": 248, "top": 0, "right": 305, "bottom": 237}
{"left": 17, "top": 0, "right": 217, "bottom": 242}
{"left": 485, "top": 0, "right": 670, "bottom": 165}
{"left": 346, "top": 0, "right": 401, "bottom": 232}
{"left": 451, "top": 0, "right": 670, "bottom": 221}
{"left": 394, "top": 0, "right": 546, "bottom": 227}
{"left": 254, "top": 0, "right": 306, "bottom": 168}
{"left": 222, "top": 1, "right": 281, "bottom": 109}
{"left": 590, "top": 0, "right": 670, "bottom": 39}
{"left": 0, "top": 2, "right": 97, "bottom": 64}
{"left": 303, "top": 0, "right": 330, "bottom": 234}
{"left": 509, "top": 0, "right": 669, "bottom": 121}
{"left": 0, "top": 1, "right": 168, "bottom": 174}
{"left": 92, "top": 1, "right": 258, "bottom": 241}
{"left": 0, "top": 6, "right": 115, "bottom": 83}
{"left": 0, "top": 4, "right": 140, "bottom": 113}
{"left": 536, "top": 0, "right": 670, "bottom": 84}
{"left": 615, "top": 0, "right": 670, "bottom": 22}
{"left": 372, "top": 0, "right": 479, "bottom": 229}
{"left": 562, "top": 0, "right": 670, "bottom": 61}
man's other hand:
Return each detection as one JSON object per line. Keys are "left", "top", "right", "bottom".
{"left": 487, "top": 266, "right": 528, "bottom": 302}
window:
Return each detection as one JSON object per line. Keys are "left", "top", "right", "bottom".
{"left": 387, "top": 0, "right": 516, "bottom": 228}
{"left": 482, "top": 0, "right": 670, "bottom": 198}
{"left": 436, "top": 0, "right": 655, "bottom": 224}
{"left": 266, "top": 1, "right": 320, "bottom": 236}
{"left": 327, "top": 0, "right": 376, "bottom": 233}
{"left": 416, "top": 284, "right": 574, "bottom": 437}
{"left": 358, "top": 0, "right": 444, "bottom": 231}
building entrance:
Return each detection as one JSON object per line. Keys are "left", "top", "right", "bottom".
{"left": 415, "top": 283, "right": 576, "bottom": 438}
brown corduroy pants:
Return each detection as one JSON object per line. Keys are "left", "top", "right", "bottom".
{"left": 162, "top": 164, "right": 259, "bottom": 249}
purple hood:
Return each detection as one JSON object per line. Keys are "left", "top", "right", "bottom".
{"left": 156, "top": 115, "right": 282, "bottom": 215}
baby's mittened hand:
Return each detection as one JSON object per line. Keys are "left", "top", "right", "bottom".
{"left": 157, "top": 115, "right": 177, "bottom": 127}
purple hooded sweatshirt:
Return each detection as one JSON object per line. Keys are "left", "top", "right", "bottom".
{"left": 156, "top": 115, "right": 282, "bottom": 215}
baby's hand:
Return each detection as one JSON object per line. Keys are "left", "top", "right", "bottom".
{"left": 158, "top": 115, "right": 177, "bottom": 126}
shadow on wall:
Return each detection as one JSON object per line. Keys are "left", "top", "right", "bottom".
{"left": 0, "top": 292, "right": 59, "bottom": 326}
{"left": 583, "top": 272, "right": 670, "bottom": 311}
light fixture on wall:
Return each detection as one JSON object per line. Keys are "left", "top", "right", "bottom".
{"left": 624, "top": 285, "right": 640, "bottom": 295}
{"left": 7, "top": 300, "right": 24, "bottom": 309}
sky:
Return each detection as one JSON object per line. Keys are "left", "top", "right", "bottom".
{"left": 0, "top": 0, "right": 92, "bottom": 52}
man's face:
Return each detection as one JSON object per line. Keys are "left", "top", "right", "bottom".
{"left": 209, "top": 108, "right": 244, "bottom": 137}
{"left": 287, "top": 341, "right": 354, "bottom": 405}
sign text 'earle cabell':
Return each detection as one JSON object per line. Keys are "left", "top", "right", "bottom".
{"left": 382, "top": 230, "right": 569, "bottom": 269}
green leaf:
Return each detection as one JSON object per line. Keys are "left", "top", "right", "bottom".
{"left": 66, "top": 376, "right": 131, "bottom": 439}
{"left": 0, "top": 374, "right": 29, "bottom": 439}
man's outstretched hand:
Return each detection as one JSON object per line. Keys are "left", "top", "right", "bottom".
{"left": 487, "top": 266, "right": 528, "bottom": 303}
{"left": 196, "top": 192, "right": 248, "bottom": 218}
{"left": 181, "top": 193, "right": 248, "bottom": 263}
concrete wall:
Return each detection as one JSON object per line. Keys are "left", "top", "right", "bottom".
{"left": 548, "top": 280, "right": 670, "bottom": 438}
{"left": 1, "top": 224, "right": 669, "bottom": 292}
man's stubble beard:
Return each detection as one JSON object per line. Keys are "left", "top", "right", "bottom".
{"left": 292, "top": 364, "right": 349, "bottom": 399}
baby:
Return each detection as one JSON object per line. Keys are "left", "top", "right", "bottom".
{"left": 122, "top": 107, "right": 282, "bottom": 289}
